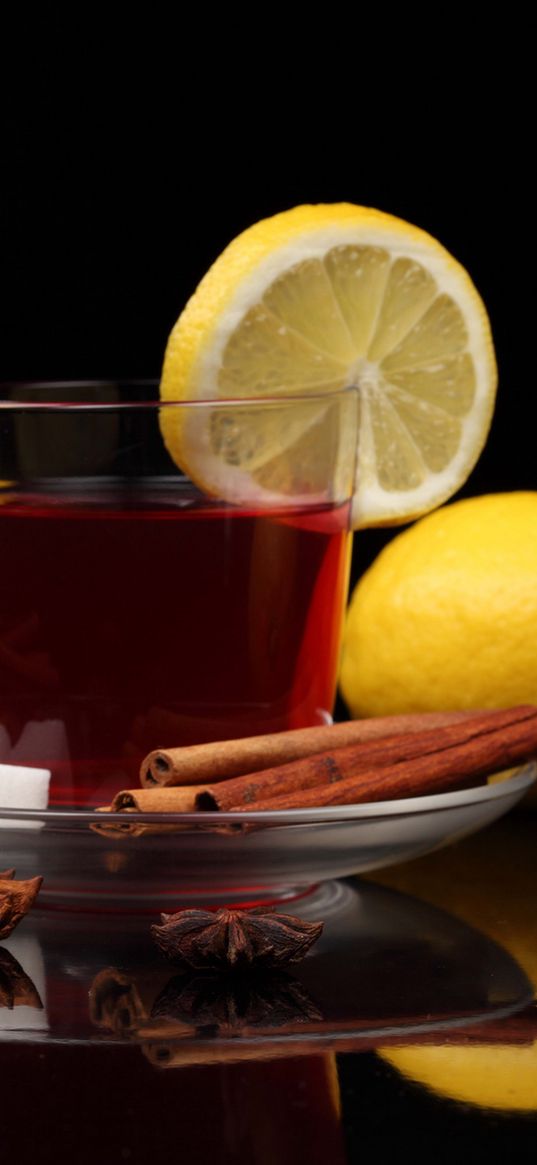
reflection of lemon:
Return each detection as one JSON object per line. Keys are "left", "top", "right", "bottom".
{"left": 160, "top": 204, "right": 496, "bottom": 528}
{"left": 381, "top": 1044, "right": 537, "bottom": 1111}
{"left": 340, "top": 492, "right": 537, "bottom": 714}
{"left": 374, "top": 819, "right": 537, "bottom": 1110}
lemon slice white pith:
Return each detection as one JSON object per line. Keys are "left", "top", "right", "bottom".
{"left": 160, "top": 204, "right": 497, "bottom": 528}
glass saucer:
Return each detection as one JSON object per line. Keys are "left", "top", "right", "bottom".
{"left": 0, "top": 766, "right": 534, "bottom": 907}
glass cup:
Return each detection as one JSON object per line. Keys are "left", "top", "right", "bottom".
{"left": 0, "top": 382, "right": 358, "bottom": 807}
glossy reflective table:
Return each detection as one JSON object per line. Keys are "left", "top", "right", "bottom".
{"left": 1, "top": 811, "right": 536, "bottom": 1163}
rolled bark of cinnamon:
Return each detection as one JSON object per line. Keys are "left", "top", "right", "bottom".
{"left": 91, "top": 786, "right": 206, "bottom": 837}
{"left": 140, "top": 710, "right": 485, "bottom": 788}
{"left": 195, "top": 706, "right": 537, "bottom": 811}
{"left": 224, "top": 707, "right": 537, "bottom": 812}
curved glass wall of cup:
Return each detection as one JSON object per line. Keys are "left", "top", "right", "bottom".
{"left": 0, "top": 381, "right": 358, "bottom": 808}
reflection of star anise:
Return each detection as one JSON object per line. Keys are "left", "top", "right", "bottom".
{"left": 88, "top": 964, "right": 323, "bottom": 1042}
{"left": 151, "top": 971, "right": 323, "bottom": 1032}
{"left": 151, "top": 907, "right": 323, "bottom": 970}
{"left": 0, "top": 870, "right": 43, "bottom": 940}
{"left": 0, "top": 947, "right": 43, "bottom": 1010}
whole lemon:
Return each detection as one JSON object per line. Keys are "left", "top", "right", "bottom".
{"left": 339, "top": 492, "right": 537, "bottom": 716}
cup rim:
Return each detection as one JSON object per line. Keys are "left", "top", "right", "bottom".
{"left": 0, "top": 380, "right": 358, "bottom": 411}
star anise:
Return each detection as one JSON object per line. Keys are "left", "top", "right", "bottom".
{"left": 151, "top": 906, "right": 323, "bottom": 970}
{"left": 0, "top": 947, "right": 43, "bottom": 1010}
{"left": 0, "top": 870, "right": 43, "bottom": 940}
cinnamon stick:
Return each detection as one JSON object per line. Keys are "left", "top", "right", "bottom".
{"left": 140, "top": 710, "right": 483, "bottom": 788}
{"left": 91, "top": 787, "right": 206, "bottom": 838}
{"left": 224, "top": 708, "right": 537, "bottom": 812}
{"left": 195, "top": 706, "right": 537, "bottom": 811}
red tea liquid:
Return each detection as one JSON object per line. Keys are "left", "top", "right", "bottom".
{"left": 0, "top": 482, "right": 351, "bottom": 805}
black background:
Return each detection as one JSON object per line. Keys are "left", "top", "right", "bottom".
{"left": 1, "top": 16, "right": 533, "bottom": 568}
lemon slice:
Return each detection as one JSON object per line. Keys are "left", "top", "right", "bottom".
{"left": 160, "top": 204, "right": 497, "bottom": 527}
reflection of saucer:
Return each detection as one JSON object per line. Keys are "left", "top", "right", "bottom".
{"left": 0, "top": 933, "right": 48, "bottom": 1033}
{"left": 1, "top": 878, "right": 532, "bottom": 1062}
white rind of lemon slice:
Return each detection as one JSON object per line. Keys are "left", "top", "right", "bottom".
{"left": 160, "top": 204, "right": 497, "bottom": 528}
